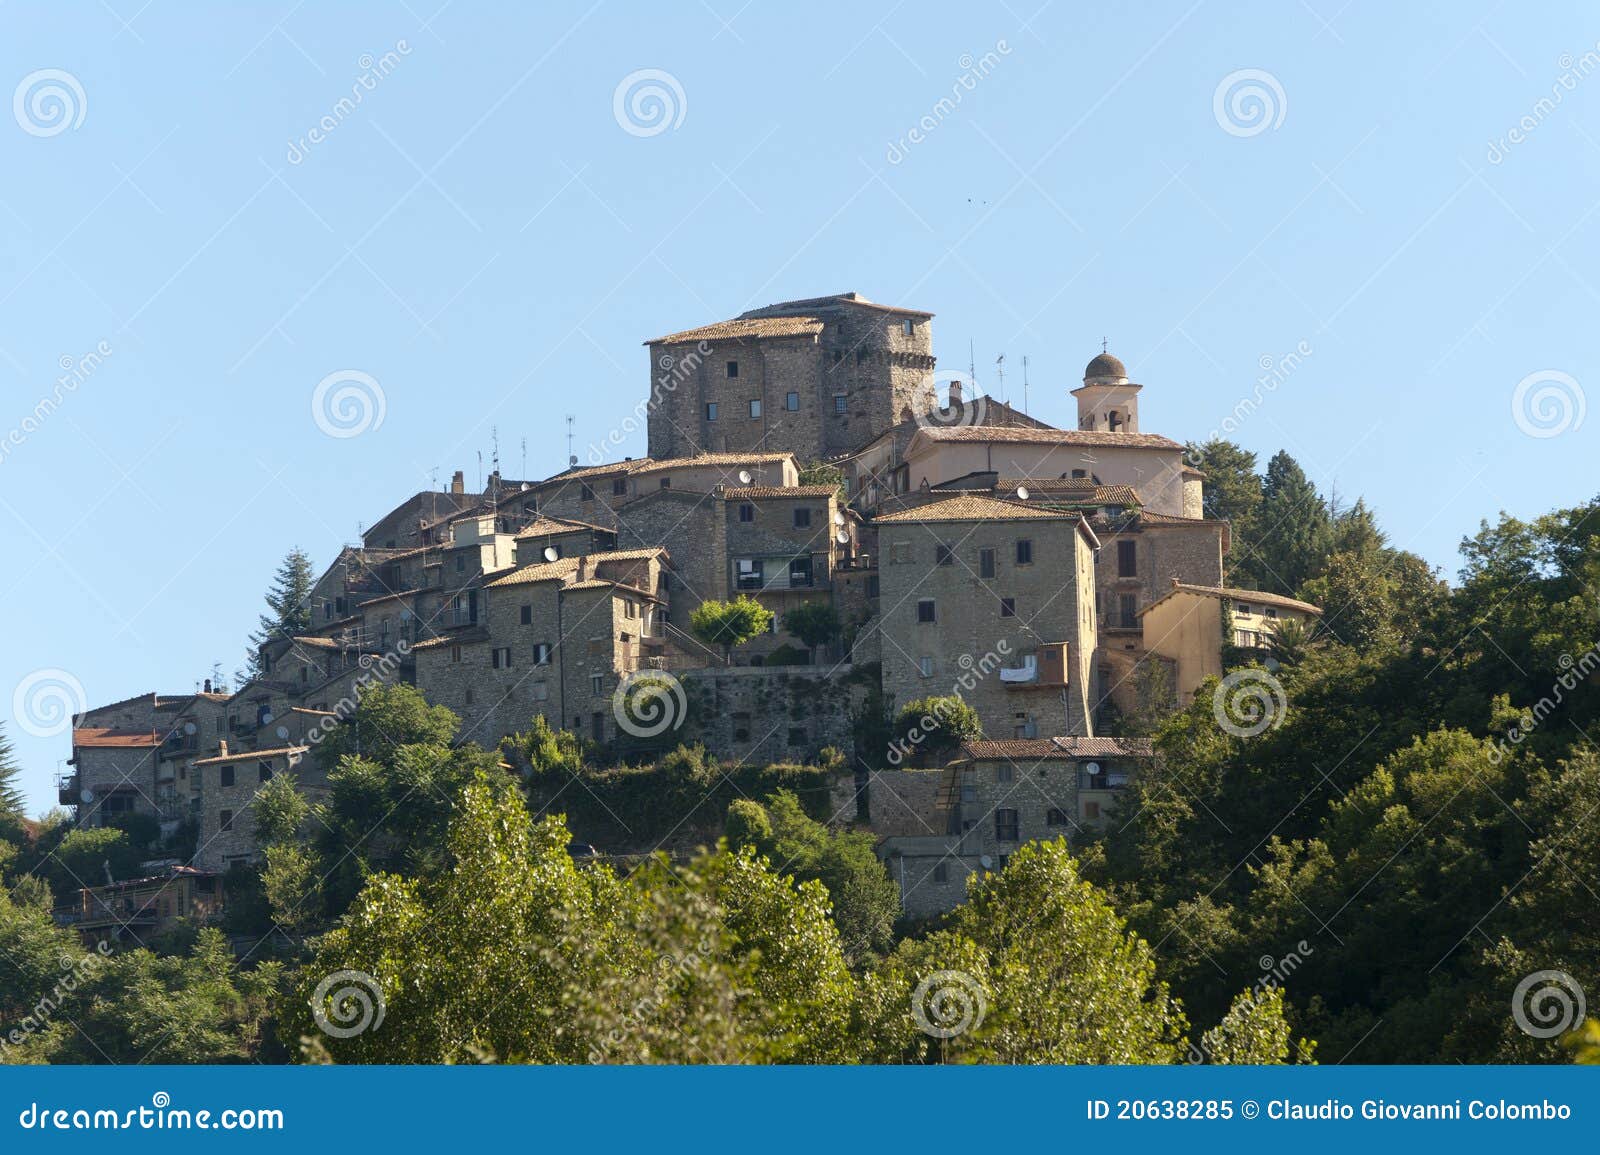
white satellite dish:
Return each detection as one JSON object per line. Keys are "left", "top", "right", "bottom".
{"left": 80, "top": 788, "right": 95, "bottom": 803}
{"left": 833, "top": 510, "right": 846, "bottom": 526}
{"left": 1084, "top": 761, "right": 1101, "bottom": 775}
{"left": 835, "top": 530, "right": 850, "bottom": 545}
{"left": 543, "top": 546, "right": 559, "bottom": 562}
{"left": 1016, "top": 486, "right": 1030, "bottom": 501}
{"left": 183, "top": 722, "right": 197, "bottom": 735}
{"left": 520, "top": 482, "right": 530, "bottom": 491}
{"left": 979, "top": 855, "right": 993, "bottom": 869}
{"left": 737, "top": 470, "right": 752, "bottom": 484}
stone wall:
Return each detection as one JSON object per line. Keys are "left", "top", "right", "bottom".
{"left": 679, "top": 665, "right": 863, "bottom": 767}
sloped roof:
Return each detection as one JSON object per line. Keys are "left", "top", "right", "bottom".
{"left": 721, "top": 485, "right": 837, "bottom": 500}
{"left": 485, "top": 558, "right": 582, "bottom": 588}
{"left": 1140, "top": 582, "right": 1322, "bottom": 618}
{"left": 912, "top": 426, "right": 1183, "bottom": 451}
{"left": 960, "top": 736, "right": 1154, "bottom": 761}
{"left": 513, "top": 516, "right": 607, "bottom": 540}
{"left": 645, "top": 315, "right": 825, "bottom": 345}
{"left": 72, "top": 727, "right": 160, "bottom": 749}
{"left": 872, "top": 495, "right": 1082, "bottom": 524}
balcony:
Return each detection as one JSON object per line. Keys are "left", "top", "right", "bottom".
{"left": 56, "top": 772, "right": 79, "bottom": 806}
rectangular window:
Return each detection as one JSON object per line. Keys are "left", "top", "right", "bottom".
{"left": 932, "top": 861, "right": 949, "bottom": 883}
{"left": 1000, "top": 597, "right": 1015, "bottom": 618}
{"left": 258, "top": 761, "right": 273, "bottom": 783}
{"left": 935, "top": 544, "right": 954, "bottom": 566}
{"left": 705, "top": 402, "right": 718, "bottom": 421}
{"left": 739, "top": 503, "right": 755, "bottom": 522}
{"left": 533, "top": 642, "right": 552, "bottom": 665}
{"left": 995, "top": 809, "right": 1019, "bottom": 841}
{"left": 1046, "top": 807, "right": 1068, "bottom": 826}
{"left": 960, "top": 771, "right": 977, "bottom": 803}
{"left": 918, "top": 656, "right": 934, "bottom": 677}
{"left": 736, "top": 558, "right": 764, "bottom": 589}
{"left": 789, "top": 556, "right": 814, "bottom": 587}
{"left": 455, "top": 554, "right": 466, "bottom": 572}
{"left": 1083, "top": 801, "right": 1101, "bottom": 820}
{"left": 492, "top": 647, "right": 512, "bottom": 669}
{"left": 996, "top": 763, "right": 1014, "bottom": 783}
{"left": 785, "top": 391, "right": 799, "bottom": 411}
{"left": 219, "top": 809, "right": 234, "bottom": 833}
{"left": 889, "top": 541, "right": 910, "bottom": 565}
{"left": 1117, "top": 539, "right": 1138, "bottom": 577}
{"left": 1071, "top": 468, "right": 1088, "bottom": 479}
{"left": 979, "top": 548, "right": 996, "bottom": 578}
{"left": 748, "top": 399, "right": 762, "bottom": 419}
{"left": 866, "top": 574, "right": 879, "bottom": 598}
{"left": 450, "top": 644, "right": 462, "bottom": 663}
{"left": 659, "top": 477, "right": 671, "bottom": 489}
{"left": 726, "top": 360, "right": 739, "bottom": 378}
{"left": 833, "top": 393, "right": 847, "bottom": 413}
{"left": 580, "top": 483, "right": 594, "bottom": 501}
{"left": 612, "top": 477, "right": 628, "bottom": 496}
{"left": 793, "top": 508, "right": 812, "bottom": 528}
{"left": 591, "top": 712, "right": 605, "bottom": 740}
{"left": 520, "top": 605, "right": 532, "bottom": 625}
{"left": 1119, "top": 593, "right": 1138, "bottom": 629}
{"left": 219, "top": 765, "right": 235, "bottom": 788}
{"left": 1015, "top": 539, "right": 1033, "bottom": 565}
{"left": 917, "top": 599, "right": 936, "bottom": 624}
{"left": 591, "top": 674, "right": 604, "bottom": 696}
{"left": 902, "top": 318, "right": 915, "bottom": 336}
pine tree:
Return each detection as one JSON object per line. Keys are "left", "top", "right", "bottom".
{"left": 1188, "top": 439, "right": 1263, "bottom": 584}
{"left": 241, "top": 548, "right": 316, "bottom": 682}
{"left": 1252, "top": 451, "right": 1329, "bottom": 595}
{"left": 0, "top": 722, "right": 25, "bottom": 819}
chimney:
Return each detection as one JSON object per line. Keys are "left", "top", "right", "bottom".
{"left": 203, "top": 678, "right": 212, "bottom": 694}
{"left": 217, "top": 740, "right": 229, "bottom": 757}
{"left": 948, "top": 378, "right": 963, "bottom": 406}
{"left": 450, "top": 470, "right": 465, "bottom": 495}
{"left": 1171, "top": 577, "right": 1181, "bottom": 588}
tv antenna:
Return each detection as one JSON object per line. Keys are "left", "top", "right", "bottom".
{"left": 566, "top": 415, "right": 576, "bottom": 467}
{"left": 1022, "top": 355, "right": 1030, "bottom": 415}
{"left": 995, "top": 354, "right": 1006, "bottom": 405}
{"left": 521, "top": 437, "right": 527, "bottom": 480}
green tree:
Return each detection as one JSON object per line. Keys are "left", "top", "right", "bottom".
{"left": 892, "top": 695, "right": 982, "bottom": 766}
{"left": 782, "top": 601, "right": 841, "bottom": 662}
{"left": 0, "top": 723, "right": 25, "bottom": 821}
{"left": 1198, "top": 986, "right": 1315, "bottom": 1063}
{"left": 797, "top": 460, "right": 846, "bottom": 497}
{"left": 1187, "top": 440, "right": 1262, "bottom": 583}
{"left": 689, "top": 595, "right": 774, "bottom": 662}
{"left": 1252, "top": 451, "right": 1330, "bottom": 595}
{"left": 312, "top": 683, "right": 459, "bottom": 770}
{"left": 242, "top": 547, "right": 316, "bottom": 682}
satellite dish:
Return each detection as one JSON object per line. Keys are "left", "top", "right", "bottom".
{"left": 1084, "top": 761, "right": 1101, "bottom": 775}
{"left": 835, "top": 530, "right": 850, "bottom": 545}
{"left": 80, "top": 788, "right": 95, "bottom": 803}
{"left": 1016, "top": 486, "right": 1030, "bottom": 501}
{"left": 833, "top": 510, "right": 845, "bottom": 526}
{"left": 979, "top": 855, "right": 993, "bottom": 869}
{"left": 183, "top": 722, "right": 197, "bottom": 735}
{"left": 543, "top": 546, "right": 559, "bottom": 562}
{"left": 520, "top": 482, "right": 530, "bottom": 491}
{"left": 276, "top": 726, "right": 290, "bottom": 741}
{"left": 737, "top": 470, "right": 752, "bottom": 484}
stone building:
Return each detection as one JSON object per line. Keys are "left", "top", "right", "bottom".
{"left": 871, "top": 494, "right": 1101, "bottom": 740}
{"left": 645, "top": 293, "right": 936, "bottom": 462}
{"left": 1140, "top": 582, "right": 1323, "bottom": 700}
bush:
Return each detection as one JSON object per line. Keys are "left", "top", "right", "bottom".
{"left": 763, "top": 643, "right": 811, "bottom": 666}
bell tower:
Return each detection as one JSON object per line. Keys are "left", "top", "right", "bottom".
{"left": 1071, "top": 347, "right": 1141, "bottom": 433}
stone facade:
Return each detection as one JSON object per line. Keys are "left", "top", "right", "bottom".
{"left": 678, "top": 665, "right": 864, "bottom": 767}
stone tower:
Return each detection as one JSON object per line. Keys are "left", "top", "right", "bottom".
{"left": 1072, "top": 350, "right": 1142, "bottom": 433}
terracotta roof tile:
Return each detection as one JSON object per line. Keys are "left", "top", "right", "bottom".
{"left": 872, "top": 495, "right": 1082, "bottom": 524}
{"left": 72, "top": 727, "right": 161, "bottom": 749}
{"left": 960, "top": 736, "right": 1154, "bottom": 761}
{"left": 721, "top": 486, "right": 838, "bottom": 500}
{"left": 645, "top": 315, "right": 825, "bottom": 345}
{"left": 913, "top": 426, "right": 1184, "bottom": 451}
{"left": 513, "top": 516, "right": 609, "bottom": 539}
{"left": 484, "top": 558, "right": 581, "bottom": 588}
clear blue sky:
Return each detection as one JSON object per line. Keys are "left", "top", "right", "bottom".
{"left": 4, "top": 2, "right": 1596, "bottom": 811}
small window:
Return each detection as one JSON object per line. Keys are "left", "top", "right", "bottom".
{"left": 580, "top": 483, "right": 594, "bottom": 501}
{"left": 455, "top": 554, "right": 466, "bottom": 572}
{"left": 219, "top": 765, "right": 235, "bottom": 788}
{"left": 726, "top": 360, "right": 739, "bottom": 378}
{"left": 1119, "top": 593, "right": 1138, "bottom": 629}
{"left": 533, "top": 642, "right": 552, "bottom": 665}
{"left": 866, "top": 574, "right": 879, "bottom": 598}
{"left": 902, "top": 318, "right": 915, "bottom": 336}
{"left": 785, "top": 391, "right": 799, "bottom": 411}
{"left": 1071, "top": 468, "right": 1087, "bottom": 479}
{"left": 492, "top": 647, "right": 513, "bottom": 669}
{"left": 613, "top": 477, "right": 628, "bottom": 496}
{"left": 219, "top": 809, "right": 234, "bottom": 833}
{"left": 591, "top": 712, "right": 605, "bottom": 741}
{"left": 917, "top": 599, "right": 936, "bottom": 623}
{"left": 1046, "top": 807, "right": 1068, "bottom": 826}
{"left": 1000, "top": 597, "right": 1015, "bottom": 618}
{"left": 833, "top": 394, "right": 847, "bottom": 414}
{"left": 979, "top": 548, "right": 996, "bottom": 578}
{"left": 1015, "top": 539, "right": 1033, "bottom": 565}
{"left": 1266, "top": 607, "right": 1279, "bottom": 618}
{"left": 520, "top": 605, "right": 532, "bottom": 625}
{"left": 748, "top": 399, "right": 762, "bottom": 419}
{"left": 591, "top": 674, "right": 604, "bottom": 695}
{"left": 935, "top": 544, "right": 954, "bottom": 566}
{"left": 932, "top": 861, "right": 949, "bottom": 883}
{"left": 996, "top": 763, "right": 1014, "bottom": 783}
{"left": 660, "top": 477, "right": 671, "bottom": 489}
{"left": 793, "top": 508, "right": 812, "bottom": 528}
{"left": 465, "top": 686, "right": 474, "bottom": 704}
{"left": 450, "top": 644, "right": 463, "bottom": 663}
{"left": 995, "top": 809, "right": 1019, "bottom": 842}
{"left": 1083, "top": 801, "right": 1101, "bottom": 820}
{"left": 889, "top": 541, "right": 910, "bottom": 565}
{"left": 258, "top": 761, "right": 273, "bottom": 783}
{"left": 918, "top": 656, "right": 934, "bottom": 677}
{"left": 739, "top": 503, "right": 755, "bottom": 522}
{"left": 1117, "top": 539, "right": 1137, "bottom": 577}
{"left": 705, "top": 402, "right": 719, "bottom": 421}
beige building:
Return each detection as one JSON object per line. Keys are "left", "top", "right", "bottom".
{"left": 1140, "top": 582, "right": 1323, "bottom": 701}
{"left": 871, "top": 495, "right": 1101, "bottom": 741}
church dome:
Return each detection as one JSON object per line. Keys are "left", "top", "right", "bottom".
{"left": 1084, "top": 352, "right": 1127, "bottom": 382}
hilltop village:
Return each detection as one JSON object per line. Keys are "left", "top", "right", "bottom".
{"left": 59, "top": 292, "right": 1320, "bottom": 927}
